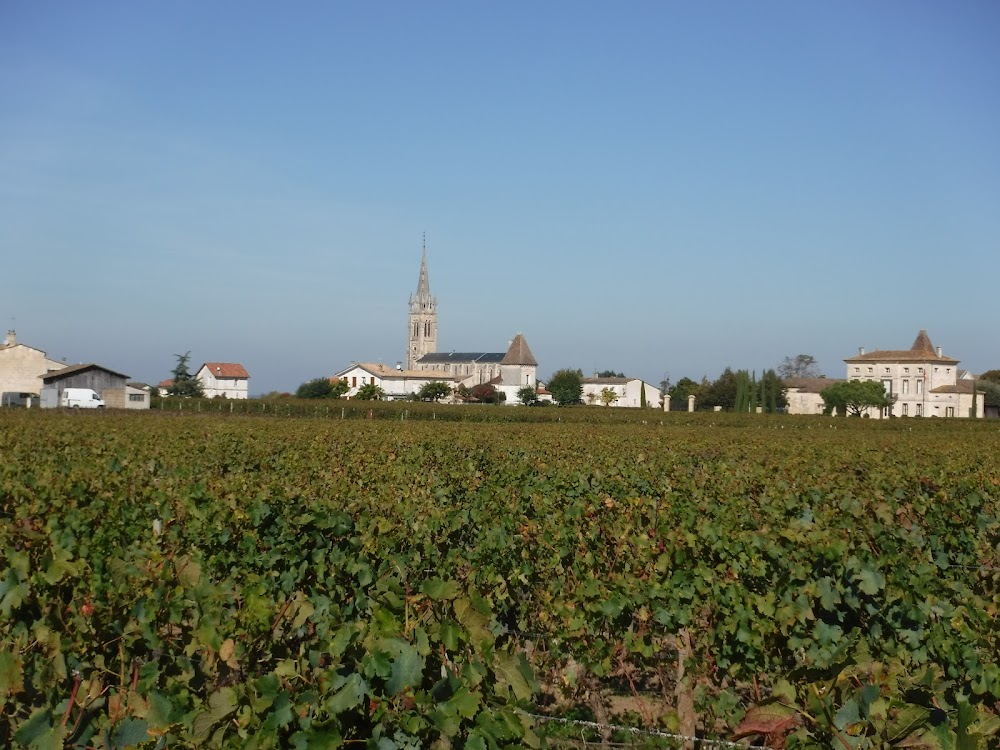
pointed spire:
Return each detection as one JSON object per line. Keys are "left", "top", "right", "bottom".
{"left": 416, "top": 234, "right": 431, "bottom": 298}
{"left": 409, "top": 235, "right": 436, "bottom": 314}
{"left": 501, "top": 333, "right": 538, "bottom": 366}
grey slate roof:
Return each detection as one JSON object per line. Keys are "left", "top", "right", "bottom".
{"left": 417, "top": 352, "right": 505, "bottom": 364}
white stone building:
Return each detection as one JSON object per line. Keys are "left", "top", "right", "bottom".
{"left": 581, "top": 376, "right": 662, "bottom": 409}
{"left": 196, "top": 363, "right": 250, "bottom": 399}
{"left": 784, "top": 377, "right": 843, "bottom": 415}
{"left": 843, "top": 330, "right": 984, "bottom": 418}
{"left": 0, "top": 330, "right": 66, "bottom": 402}
{"left": 335, "top": 362, "right": 460, "bottom": 401}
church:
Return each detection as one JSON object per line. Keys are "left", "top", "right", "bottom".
{"left": 336, "top": 243, "right": 539, "bottom": 402}
{"left": 406, "top": 245, "right": 539, "bottom": 401}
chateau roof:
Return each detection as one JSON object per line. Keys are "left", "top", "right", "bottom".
{"left": 844, "top": 330, "right": 959, "bottom": 364}
{"left": 930, "top": 381, "right": 983, "bottom": 395}
{"left": 500, "top": 333, "right": 538, "bottom": 366}
{"left": 582, "top": 377, "right": 631, "bottom": 385}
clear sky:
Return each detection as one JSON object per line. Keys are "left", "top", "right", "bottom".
{"left": 3, "top": 2, "right": 998, "bottom": 393}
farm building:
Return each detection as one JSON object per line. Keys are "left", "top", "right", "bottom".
{"left": 40, "top": 363, "right": 130, "bottom": 408}
{"left": 126, "top": 383, "right": 153, "bottom": 410}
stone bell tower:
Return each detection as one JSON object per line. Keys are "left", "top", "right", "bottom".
{"left": 406, "top": 236, "right": 438, "bottom": 370}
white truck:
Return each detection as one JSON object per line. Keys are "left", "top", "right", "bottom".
{"left": 61, "top": 388, "right": 106, "bottom": 409}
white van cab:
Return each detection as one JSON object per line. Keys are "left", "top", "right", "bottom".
{"left": 61, "top": 388, "right": 106, "bottom": 409}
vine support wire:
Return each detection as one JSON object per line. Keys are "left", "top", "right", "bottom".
{"left": 521, "top": 712, "right": 773, "bottom": 750}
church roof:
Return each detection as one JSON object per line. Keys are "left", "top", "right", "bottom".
{"left": 417, "top": 352, "right": 505, "bottom": 364}
{"left": 843, "top": 330, "right": 959, "bottom": 364}
{"left": 501, "top": 333, "right": 538, "bottom": 366}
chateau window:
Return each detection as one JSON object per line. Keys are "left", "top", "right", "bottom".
{"left": 854, "top": 367, "right": 860, "bottom": 374}
{"left": 902, "top": 403, "right": 908, "bottom": 416}
{"left": 904, "top": 367, "right": 909, "bottom": 374}
{"left": 916, "top": 404, "right": 923, "bottom": 416}
{"left": 884, "top": 367, "right": 890, "bottom": 374}
{"left": 918, "top": 367, "right": 923, "bottom": 374}
{"left": 352, "top": 377, "right": 357, "bottom": 387}
{"left": 916, "top": 380, "right": 922, "bottom": 395}
{"left": 946, "top": 406, "right": 955, "bottom": 417}
{"left": 902, "top": 380, "right": 909, "bottom": 394}
{"left": 867, "top": 367, "right": 873, "bottom": 374}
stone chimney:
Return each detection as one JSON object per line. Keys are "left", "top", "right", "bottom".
{"left": 936, "top": 346, "right": 942, "bottom": 357}
{"left": 4, "top": 330, "right": 15, "bottom": 346}
{"left": 858, "top": 346, "right": 865, "bottom": 355}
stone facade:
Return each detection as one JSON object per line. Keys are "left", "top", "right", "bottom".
{"left": 843, "top": 330, "right": 984, "bottom": 418}
{"left": 0, "top": 331, "right": 66, "bottom": 398}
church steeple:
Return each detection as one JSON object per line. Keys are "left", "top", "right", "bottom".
{"left": 407, "top": 235, "right": 438, "bottom": 369}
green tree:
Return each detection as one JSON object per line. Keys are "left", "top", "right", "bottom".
{"left": 469, "top": 383, "right": 505, "bottom": 404}
{"left": 296, "top": 378, "right": 349, "bottom": 399}
{"left": 702, "top": 368, "right": 739, "bottom": 411}
{"left": 599, "top": 387, "right": 619, "bottom": 406}
{"left": 974, "top": 380, "right": 1000, "bottom": 409}
{"left": 418, "top": 381, "right": 452, "bottom": 402}
{"left": 777, "top": 354, "right": 824, "bottom": 379}
{"left": 761, "top": 369, "right": 785, "bottom": 412}
{"left": 640, "top": 382, "right": 647, "bottom": 408}
{"left": 167, "top": 352, "right": 204, "bottom": 398}
{"left": 979, "top": 369, "right": 1000, "bottom": 384}
{"left": 547, "top": 369, "right": 583, "bottom": 406}
{"left": 820, "top": 380, "right": 893, "bottom": 417}
{"left": 517, "top": 385, "right": 538, "bottom": 406}
{"left": 355, "top": 383, "right": 385, "bottom": 401}
{"left": 596, "top": 370, "right": 626, "bottom": 378}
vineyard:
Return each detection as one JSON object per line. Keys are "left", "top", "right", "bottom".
{"left": 1, "top": 409, "right": 998, "bottom": 749}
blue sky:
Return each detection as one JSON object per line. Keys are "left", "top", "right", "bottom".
{"left": 3, "top": 2, "right": 998, "bottom": 393}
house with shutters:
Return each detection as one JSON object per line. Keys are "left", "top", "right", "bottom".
{"left": 196, "top": 362, "right": 250, "bottom": 399}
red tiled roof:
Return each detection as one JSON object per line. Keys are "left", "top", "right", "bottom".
{"left": 200, "top": 363, "right": 250, "bottom": 379}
